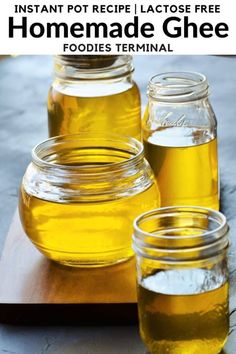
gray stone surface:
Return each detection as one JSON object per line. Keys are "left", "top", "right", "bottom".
{"left": 0, "top": 55, "right": 235, "bottom": 353}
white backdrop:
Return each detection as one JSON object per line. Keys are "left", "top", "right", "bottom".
{"left": 0, "top": 0, "right": 235, "bottom": 54}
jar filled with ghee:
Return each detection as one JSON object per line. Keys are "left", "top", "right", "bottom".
{"left": 48, "top": 55, "right": 141, "bottom": 139}
{"left": 133, "top": 206, "right": 229, "bottom": 354}
{"left": 142, "top": 72, "right": 219, "bottom": 209}
{"left": 19, "top": 134, "right": 160, "bottom": 267}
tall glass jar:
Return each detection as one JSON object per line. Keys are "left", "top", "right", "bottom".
{"left": 133, "top": 206, "right": 229, "bottom": 354}
{"left": 142, "top": 72, "right": 219, "bottom": 210}
{"left": 19, "top": 134, "right": 160, "bottom": 267}
{"left": 48, "top": 55, "right": 141, "bottom": 139}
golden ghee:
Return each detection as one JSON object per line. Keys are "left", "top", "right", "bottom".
{"left": 48, "top": 84, "right": 141, "bottom": 139}
{"left": 19, "top": 183, "right": 158, "bottom": 266}
{"left": 138, "top": 275, "right": 229, "bottom": 354}
{"left": 143, "top": 128, "right": 218, "bottom": 209}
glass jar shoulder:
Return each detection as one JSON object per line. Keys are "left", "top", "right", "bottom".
{"left": 20, "top": 158, "right": 158, "bottom": 204}
{"left": 143, "top": 99, "right": 217, "bottom": 130}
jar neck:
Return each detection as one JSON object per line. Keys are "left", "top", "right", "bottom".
{"left": 32, "top": 134, "right": 144, "bottom": 175}
{"left": 148, "top": 72, "right": 209, "bottom": 103}
{"left": 25, "top": 134, "right": 153, "bottom": 202}
{"left": 54, "top": 55, "right": 134, "bottom": 81}
{"left": 133, "top": 207, "right": 229, "bottom": 264}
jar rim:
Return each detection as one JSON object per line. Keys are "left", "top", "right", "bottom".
{"left": 148, "top": 71, "right": 209, "bottom": 102}
{"left": 133, "top": 206, "right": 229, "bottom": 262}
{"left": 32, "top": 133, "right": 144, "bottom": 175}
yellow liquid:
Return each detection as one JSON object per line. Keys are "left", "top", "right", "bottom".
{"left": 138, "top": 271, "right": 229, "bottom": 354}
{"left": 143, "top": 130, "right": 219, "bottom": 209}
{"left": 48, "top": 84, "right": 141, "bottom": 139}
{"left": 19, "top": 183, "right": 159, "bottom": 267}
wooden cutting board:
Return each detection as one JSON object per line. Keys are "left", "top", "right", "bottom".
{"left": 0, "top": 210, "right": 138, "bottom": 325}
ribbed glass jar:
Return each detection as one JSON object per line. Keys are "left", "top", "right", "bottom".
{"left": 142, "top": 72, "right": 219, "bottom": 210}
{"left": 133, "top": 206, "right": 229, "bottom": 354}
{"left": 19, "top": 134, "right": 160, "bottom": 267}
{"left": 48, "top": 55, "right": 141, "bottom": 140}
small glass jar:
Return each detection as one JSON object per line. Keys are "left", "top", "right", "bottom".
{"left": 48, "top": 55, "right": 141, "bottom": 139}
{"left": 142, "top": 72, "right": 219, "bottom": 210}
{"left": 19, "top": 134, "right": 160, "bottom": 267}
{"left": 133, "top": 206, "right": 229, "bottom": 354}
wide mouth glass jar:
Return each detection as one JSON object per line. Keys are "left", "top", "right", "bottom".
{"left": 133, "top": 206, "right": 229, "bottom": 354}
{"left": 19, "top": 134, "right": 160, "bottom": 267}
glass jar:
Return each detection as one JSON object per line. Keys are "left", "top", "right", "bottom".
{"left": 19, "top": 134, "right": 160, "bottom": 267}
{"left": 142, "top": 72, "right": 219, "bottom": 210}
{"left": 133, "top": 206, "right": 229, "bottom": 354}
{"left": 48, "top": 55, "right": 141, "bottom": 139}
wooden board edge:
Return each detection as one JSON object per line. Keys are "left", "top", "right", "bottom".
{"left": 0, "top": 303, "right": 138, "bottom": 325}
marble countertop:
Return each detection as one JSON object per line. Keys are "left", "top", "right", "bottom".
{"left": 0, "top": 55, "right": 235, "bottom": 353}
